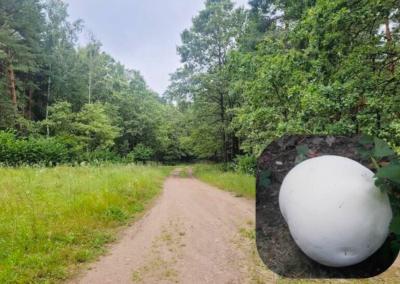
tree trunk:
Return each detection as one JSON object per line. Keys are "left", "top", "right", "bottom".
{"left": 7, "top": 63, "right": 17, "bottom": 110}
{"left": 232, "top": 135, "right": 240, "bottom": 158}
{"left": 222, "top": 131, "right": 227, "bottom": 163}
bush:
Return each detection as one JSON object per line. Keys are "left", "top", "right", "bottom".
{"left": 0, "top": 131, "right": 70, "bottom": 166}
{"left": 128, "top": 144, "right": 154, "bottom": 163}
{"left": 234, "top": 154, "right": 257, "bottom": 176}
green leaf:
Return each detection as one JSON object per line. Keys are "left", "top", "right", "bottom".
{"left": 390, "top": 216, "right": 400, "bottom": 235}
{"left": 373, "top": 138, "right": 395, "bottom": 158}
{"left": 376, "top": 164, "right": 400, "bottom": 184}
{"left": 356, "top": 146, "right": 372, "bottom": 160}
{"left": 296, "top": 144, "right": 309, "bottom": 156}
{"left": 359, "top": 134, "right": 374, "bottom": 146}
{"left": 374, "top": 178, "right": 391, "bottom": 192}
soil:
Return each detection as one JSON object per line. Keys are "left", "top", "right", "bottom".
{"left": 69, "top": 172, "right": 271, "bottom": 284}
{"left": 256, "top": 135, "right": 400, "bottom": 278}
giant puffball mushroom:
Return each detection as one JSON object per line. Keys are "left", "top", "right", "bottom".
{"left": 279, "top": 155, "right": 392, "bottom": 267}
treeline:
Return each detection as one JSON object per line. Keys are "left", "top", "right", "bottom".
{"left": 166, "top": 0, "right": 400, "bottom": 163}
{"left": 1, "top": 0, "right": 399, "bottom": 167}
{"left": 0, "top": 0, "right": 189, "bottom": 165}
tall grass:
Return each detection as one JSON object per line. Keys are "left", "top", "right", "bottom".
{"left": 0, "top": 165, "right": 170, "bottom": 283}
{"left": 192, "top": 164, "right": 255, "bottom": 198}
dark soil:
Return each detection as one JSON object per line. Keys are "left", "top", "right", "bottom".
{"left": 256, "top": 135, "right": 399, "bottom": 278}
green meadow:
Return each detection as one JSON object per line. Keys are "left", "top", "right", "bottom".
{"left": 0, "top": 165, "right": 170, "bottom": 283}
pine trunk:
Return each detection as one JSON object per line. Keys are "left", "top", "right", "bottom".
{"left": 7, "top": 63, "right": 17, "bottom": 110}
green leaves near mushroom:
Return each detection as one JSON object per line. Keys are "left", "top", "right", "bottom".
{"left": 357, "top": 135, "right": 399, "bottom": 188}
{"left": 357, "top": 135, "right": 400, "bottom": 252}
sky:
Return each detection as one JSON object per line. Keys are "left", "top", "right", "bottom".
{"left": 64, "top": 0, "right": 249, "bottom": 94}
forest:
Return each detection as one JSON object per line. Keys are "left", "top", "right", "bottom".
{"left": 1, "top": 0, "right": 399, "bottom": 167}
{"left": 1, "top": 1, "right": 400, "bottom": 283}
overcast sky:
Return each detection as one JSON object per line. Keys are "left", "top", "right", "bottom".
{"left": 64, "top": 0, "right": 249, "bottom": 94}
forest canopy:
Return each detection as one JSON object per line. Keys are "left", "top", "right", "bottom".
{"left": 1, "top": 0, "right": 399, "bottom": 166}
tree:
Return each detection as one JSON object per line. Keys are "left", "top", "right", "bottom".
{"left": 74, "top": 103, "right": 120, "bottom": 151}
{"left": 0, "top": 0, "right": 45, "bottom": 125}
{"left": 42, "top": 0, "right": 83, "bottom": 136}
{"left": 231, "top": 0, "right": 400, "bottom": 155}
{"left": 0, "top": 0, "right": 194, "bottom": 164}
{"left": 170, "top": 0, "right": 246, "bottom": 162}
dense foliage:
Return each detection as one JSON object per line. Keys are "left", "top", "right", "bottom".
{"left": 356, "top": 135, "right": 400, "bottom": 251}
{"left": 0, "top": 0, "right": 189, "bottom": 164}
{"left": 1, "top": 0, "right": 399, "bottom": 166}
{"left": 167, "top": 0, "right": 400, "bottom": 162}
{"left": 0, "top": 131, "right": 69, "bottom": 166}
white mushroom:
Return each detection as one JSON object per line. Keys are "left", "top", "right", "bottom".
{"left": 279, "top": 155, "right": 392, "bottom": 267}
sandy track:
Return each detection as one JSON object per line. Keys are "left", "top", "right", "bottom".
{"left": 70, "top": 174, "right": 269, "bottom": 284}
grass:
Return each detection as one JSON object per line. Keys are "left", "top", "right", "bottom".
{"left": 192, "top": 163, "right": 255, "bottom": 198}
{"left": 0, "top": 164, "right": 171, "bottom": 283}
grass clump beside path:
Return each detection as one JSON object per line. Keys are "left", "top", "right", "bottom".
{"left": 192, "top": 164, "right": 255, "bottom": 198}
{"left": 0, "top": 165, "right": 170, "bottom": 283}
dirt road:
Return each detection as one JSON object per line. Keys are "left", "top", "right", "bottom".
{"left": 71, "top": 172, "right": 275, "bottom": 284}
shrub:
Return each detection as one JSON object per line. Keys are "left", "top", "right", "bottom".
{"left": 0, "top": 131, "right": 70, "bottom": 166}
{"left": 128, "top": 144, "right": 154, "bottom": 163}
{"left": 234, "top": 154, "right": 257, "bottom": 176}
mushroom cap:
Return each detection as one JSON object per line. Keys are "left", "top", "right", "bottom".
{"left": 279, "top": 155, "right": 392, "bottom": 267}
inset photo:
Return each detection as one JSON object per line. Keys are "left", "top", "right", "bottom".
{"left": 256, "top": 135, "right": 400, "bottom": 279}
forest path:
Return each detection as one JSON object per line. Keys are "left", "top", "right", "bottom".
{"left": 70, "top": 170, "right": 275, "bottom": 284}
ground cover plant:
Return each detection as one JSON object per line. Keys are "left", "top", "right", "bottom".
{"left": 0, "top": 165, "right": 170, "bottom": 283}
